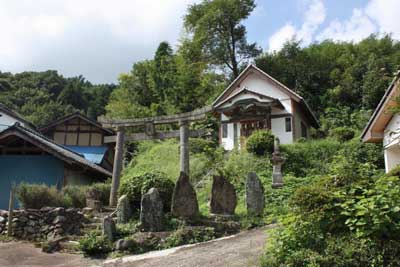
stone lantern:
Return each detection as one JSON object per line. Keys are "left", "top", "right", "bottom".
{"left": 271, "top": 137, "right": 285, "bottom": 188}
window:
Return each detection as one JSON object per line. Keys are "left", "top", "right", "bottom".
{"left": 285, "top": 117, "right": 292, "bottom": 132}
{"left": 301, "top": 122, "right": 307, "bottom": 138}
{"left": 222, "top": 123, "right": 228, "bottom": 138}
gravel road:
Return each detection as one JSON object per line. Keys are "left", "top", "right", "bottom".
{"left": 0, "top": 225, "right": 273, "bottom": 267}
{"left": 103, "top": 225, "right": 273, "bottom": 267}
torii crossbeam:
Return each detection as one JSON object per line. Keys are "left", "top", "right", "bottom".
{"left": 99, "top": 106, "right": 213, "bottom": 206}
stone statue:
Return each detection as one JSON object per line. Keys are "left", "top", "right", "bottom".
{"left": 271, "top": 137, "right": 285, "bottom": 188}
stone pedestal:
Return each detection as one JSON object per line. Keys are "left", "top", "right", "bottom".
{"left": 140, "top": 188, "right": 164, "bottom": 232}
{"left": 246, "top": 172, "right": 265, "bottom": 216}
{"left": 210, "top": 175, "right": 237, "bottom": 216}
{"left": 102, "top": 216, "right": 116, "bottom": 241}
{"left": 117, "top": 195, "right": 132, "bottom": 224}
{"left": 171, "top": 172, "right": 199, "bottom": 219}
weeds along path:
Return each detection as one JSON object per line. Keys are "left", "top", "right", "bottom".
{"left": 102, "top": 225, "right": 275, "bottom": 267}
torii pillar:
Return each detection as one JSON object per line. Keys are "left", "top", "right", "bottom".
{"left": 179, "top": 120, "right": 190, "bottom": 176}
{"left": 109, "top": 128, "right": 125, "bottom": 207}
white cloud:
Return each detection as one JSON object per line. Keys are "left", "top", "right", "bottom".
{"left": 366, "top": 0, "right": 400, "bottom": 39}
{"left": 268, "top": 0, "right": 326, "bottom": 52}
{"left": 316, "top": 9, "right": 377, "bottom": 42}
{"left": 317, "top": 0, "right": 400, "bottom": 42}
{"left": 0, "top": 0, "right": 197, "bottom": 83}
{"left": 297, "top": 0, "right": 326, "bottom": 44}
{"left": 268, "top": 24, "right": 297, "bottom": 52}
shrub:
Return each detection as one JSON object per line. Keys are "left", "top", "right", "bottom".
{"left": 16, "top": 181, "right": 111, "bottom": 209}
{"left": 387, "top": 165, "right": 400, "bottom": 177}
{"left": 62, "top": 185, "right": 87, "bottom": 208}
{"left": 79, "top": 231, "right": 113, "bottom": 257}
{"left": 281, "top": 139, "right": 341, "bottom": 177}
{"left": 119, "top": 171, "right": 175, "bottom": 212}
{"left": 88, "top": 182, "right": 111, "bottom": 206}
{"left": 161, "top": 227, "right": 215, "bottom": 249}
{"left": 189, "top": 138, "right": 217, "bottom": 155}
{"left": 16, "top": 183, "right": 66, "bottom": 209}
{"left": 329, "top": 127, "right": 356, "bottom": 142}
{"left": 246, "top": 130, "right": 275, "bottom": 156}
{"left": 221, "top": 149, "right": 271, "bottom": 192}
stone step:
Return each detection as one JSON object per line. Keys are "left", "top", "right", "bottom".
{"left": 83, "top": 223, "right": 102, "bottom": 230}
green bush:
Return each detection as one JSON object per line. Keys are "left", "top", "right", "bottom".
{"left": 329, "top": 127, "right": 356, "bottom": 142}
{"left": 119, "top": 171, "right": 175, "bottom": 212}
{"left": 16, "top": 181, "right": 111, "bottom": 209}
{"left": 281, "top": 139, "right": 341, "bottom": 177}
{"left": 161, "top": 227, "right": 216, "bottom": 249}
{"left": 16, "top": 183, "right": 66, "bottom": 209}
{"left": 189, "top": 137, "right": 217, "bottom": 155}
{"left": 246, "top": 130, "right": 275, "bottom": 156}
{"left": 79, "top": 231, "right": 113, "bottom": 257}
{"left": 221, "top": 149, "right": 271, "bottom": 192}
{"left": 88, "top": 182, "right": 111, "bottom": 206}
{"left": 387, "top": 165, "right": 400, "bottom": 177}
{"left": 62, "top": 185, "right": 87, "bottom": 208}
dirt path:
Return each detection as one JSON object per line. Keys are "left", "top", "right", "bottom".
{"left": 102, "top": 225, "right": 273, "bottom": 267}
{"left": 0, "top": 226, "right": 272, "bottom": 267}
{"left": 0, "top": 241, "right": 99, "bottom": 267}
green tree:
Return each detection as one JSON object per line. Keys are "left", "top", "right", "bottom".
{"left": 184, "top": 0, "right": 261, "bottom": 78}
{"left": 152, "top": 42, "right": 177, "bottom": 104}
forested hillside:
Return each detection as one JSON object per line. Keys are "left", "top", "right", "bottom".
{"left": 0, "top": 71, "right": 115, "bottom": 126}
{"left": 0, "top": 0, "right": 399, "bottom": 133}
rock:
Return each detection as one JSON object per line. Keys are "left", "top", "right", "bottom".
{"left": 131, "top": 232, "right": 162, "bottom": 250}
{"left": 86, "top": 188, "right": 101, "bottom": 200}
{"left": 115, "top": 239, "right": 136, "bottom": 251}
{"left": 0, "top": 216, "right": 5, "bottom": 224}
{"left": 0, "top": 210, "right": 8, "bottom": 217}
{"left": 82, "top": 207, "right": 93, "bottom": 215}
{"left": 86, "top": 199, "right": 102, "bottom": 212}
{"left": 246, "top": 172, "right": 265, "bottom": 216}
{"left": 140, "top": 188, "right": 164, "bottom": 232}
{"left": 210, "top": 175, "right": 237, "bottom": 215}
{"left": 102, "top": 216, "right": 116, "bottom": 241}
{"left": 49, "top": 207, "right": 65, "bottom": 216}
{"left": 24, "top": 226, "right": 36, "bottom": 234}
{"left": 53, "top": 216, "right": 67, "bottom": 224}
{"left": 42, "top": 236, "right": 68, "bottom": 253}
{"left": 171, "top": 172, "right": 199, "bottom": 219}
{"left": 117, "top": 195, "right": 132, "bottom": 224}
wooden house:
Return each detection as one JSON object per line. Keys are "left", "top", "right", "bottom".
{"left": 0, "top": 103, "right": 35, "bottom": 131}
{"left": 0, "top": 123, "right": 111, "bottom": 209}
{"left": 362, "top": 71, "right": 400, "bottom": 173}
{"left": 212, "top": 64, "right": 319, "bottom": 150}
{"left": 39, "top": 112, "right": 115, "bottom": 171}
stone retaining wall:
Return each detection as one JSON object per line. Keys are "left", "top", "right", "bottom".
{"left": 0, "top": 207, "right": 88, "bottom": 240}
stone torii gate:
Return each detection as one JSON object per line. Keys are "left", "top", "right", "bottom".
{"left": 99, "top": 106, "right": 212, "bottom": 207}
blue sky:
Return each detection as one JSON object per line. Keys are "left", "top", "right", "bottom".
{"left": 245, "top": 0, "right": 368, "bottom": 48}
{"left": 0, "top": 0, "right": 398, "bottom": 83}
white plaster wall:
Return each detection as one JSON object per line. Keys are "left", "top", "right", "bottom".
{"left": 221, "top": 114, "right": 241, "bottom": 150}
{"left": 271, "top": 117, "right": 293, "bottom": 144}
{"left": 0, "top": 112, "right": 25, "bottom": 132}
{"left": 384, "top": 146, "right": 400, "bottom": 173}
{"left": 383, "top": 113, "right": 400, "bottom": 173}
{"left": 239, "top": 72, "right": 292, "bottom": 113}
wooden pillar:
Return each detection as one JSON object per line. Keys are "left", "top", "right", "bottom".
{"left": 8, "top": 185, "right": 15, "bottom": 237}
{"left": 266, "top": 107, "right": 272, "bottom": 130}
{"left": 179, "top": 120, "right": 189, "bottom": 176}
{"left": 109, "top": 128, "right": 125, "bottom": 207}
